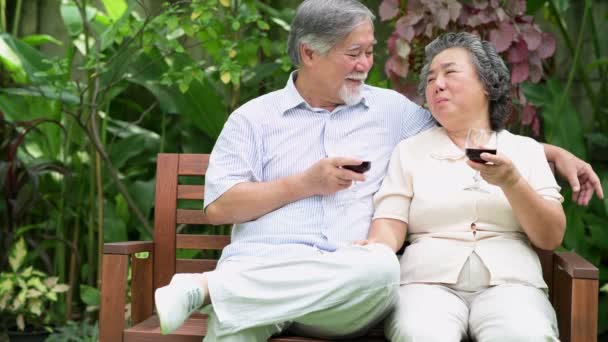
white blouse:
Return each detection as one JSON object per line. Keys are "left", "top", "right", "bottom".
{"left": 373, "top": 126, "right": 563, "bottom": 288}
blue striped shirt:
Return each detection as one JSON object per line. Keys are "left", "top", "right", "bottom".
{"left": 204, "top": 72, "right": 436, "bottom": 263}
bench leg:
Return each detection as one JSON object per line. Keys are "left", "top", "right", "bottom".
{"left": 99, "top": 254, "right": 128, "bottom": 342}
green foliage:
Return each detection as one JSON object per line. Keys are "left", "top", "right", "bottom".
{"left": 1, "top": 0, "right": 606, "bottom": 338}
{"left": 0, "top": 239, "right": 69, "bottom": 332}
{"left": 0, "top": 0, "right": 294, "bottom": 328}
{"left": 45, "top": 320, "right": 98, "bottom": 342}
{"left": 522, "top": 0, "right": 608, "bottom": 335}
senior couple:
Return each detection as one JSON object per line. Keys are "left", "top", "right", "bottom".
{"left": 154, "top": 1, "right": 603, "bottom": 341}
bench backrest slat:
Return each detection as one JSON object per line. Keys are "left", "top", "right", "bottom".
{"left": 176, "top": 234, "right": 230, "bottom": 250}
{"left": 154, "top": 153, "right": 218, "bottom": 290}
{"left": 176, "top": 209, "right": 208, "bottom": 225}
{"left": 177, "top": 185, "right": 205, "bottom": 200}
{"left": 176, "top": 259, "right": 218, "bottom": 273}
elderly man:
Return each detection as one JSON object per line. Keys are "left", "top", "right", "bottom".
{"left": 154, "top": 0, "right": 603, "bottom": 341}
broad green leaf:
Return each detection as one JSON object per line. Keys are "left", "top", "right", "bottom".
{"left": 562, "top": 204, "right": 585, "bottom": 251}
{"left": 0, "top": 35, "right": 23, "bottom": 67}
{"left": 80, "top": 285, "right": 100, "bottom": 306}
{"left": 108, "top": 135, "right": 152, "bottom": 169}
{"left": 0, "top": 86, "right": 80, "bottom": 105}
{"left": 27, "top": 289, "right": 42, "bottom": 298}
{"left": 21, "top": 34, "right": 63, "bottom": 47}
{"left": 21, "top": 266, "right": 33, "bottom": 278}
{"left": 27, "top": 277, "right": 47, "bottom": 292}
{"left": 16, "top": 289, "right": 26, "bottom": 307}
{"left": 585, "top": 58, "right": 608, "bottom": 72}
{"left": 103, "top": 200, "right": 128, "bottom": 243}
{"left": 0, "top": 278, "right": 12, "bottom": 293}
{"left": 167, "top": 28, "right": 186, "bottom": 41}
{"left": 9, "top": 238, "right": 27, "bottom": 272}
{"left": 46, "top": 291, "right": 58, "bottom": 301}
{"left": 220, "top": 0, "right": 230, "bottom": 7}
{"left": 115, "top": 193, "right": 129, "bottom": 223}
{"left": 0, "top": 33, "right": 55, "bottom": 83}
{"left": 52, "top": 284, "right": 70, "bottom": 293}
{"left": 522, "top": 79, "right": 586, "bottom": 159}
{"left": 127, "top": 179, "right": 155, "bottom": 239}
{"left": 271, "top": 17, "right": 290, "bottom": 31}
{"left": 29, "top": 299, "right": 42, "bottom": 316}
{"left": 526, "top": 0, "right": 545, "bottom": 14}
{"left": 0, "top": 34, "right": 27, "bottom": 83}
{"left": 60, "top": 1, "right": 104, "bottom": 37}
{"left": 44, "top": 276, "right": 58, "bottom": 288}
{"left": 590, "top": 223, "right": 608, "bottom": 250}
{"left": 101, "top": 0, "right": 127, "bottom": 21}
{"left": 128, "top": 50, "right": 227, "bottom": 140}
{"left": 599, "top": 294, "right": 608, "bottom": 334}
{"left": 256, "top": 20, "right": 270, "bottom": 30}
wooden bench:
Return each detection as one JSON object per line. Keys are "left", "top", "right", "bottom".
{"left": 99, "top": 153, "right": 599, "bottom": 342}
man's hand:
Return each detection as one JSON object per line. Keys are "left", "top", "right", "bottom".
{"left": 467, "top": 153, "right": 521, "bottom": 189}
{"left": 551, "top": 149, "right": 604, "bottom": 205}
{"left": 302, "top": 157, "right": 366, "bottom": 195}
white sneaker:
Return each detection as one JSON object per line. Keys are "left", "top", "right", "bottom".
{"left": 154, "top": 279, "right": 204, "bottom": 335}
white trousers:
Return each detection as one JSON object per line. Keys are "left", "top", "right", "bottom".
{"left": 384, "top": 253, "right": 559, "bottom": 342}
{"left": 203, "top": 243, "right": 400, "bottom": 341}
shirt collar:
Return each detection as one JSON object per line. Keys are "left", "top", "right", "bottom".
{"left": 429, "top": 126, "right": 467, "bottom": 161}
{"left": 280, "top": 71, "right": 369, "bottom": 115}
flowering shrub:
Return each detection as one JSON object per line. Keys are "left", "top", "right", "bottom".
{"left": 380, "top": 0, "right": 556, "bottom": 135}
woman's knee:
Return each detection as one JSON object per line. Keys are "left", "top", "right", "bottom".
{"left": 384, "top": 303, "right": 464, "bottom": 342}
{"left": 474, "top": 319, "right": 558, "bottom": 342}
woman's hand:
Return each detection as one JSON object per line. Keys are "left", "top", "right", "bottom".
{"left": 466, "top": 153, "right": 521, "bottom": 190}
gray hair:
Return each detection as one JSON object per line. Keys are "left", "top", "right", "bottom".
{"left": 287, "top": 0, "right": 375, "bottom": 66}
{"left": 418, "top": 32, "right": 512, "bottom": 131}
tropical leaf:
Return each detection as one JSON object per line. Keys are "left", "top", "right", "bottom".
{"left": 9, "top": 238, "right": 27, "bottom": 272}
{"left": 101, "top": 0, "right": 128, "bottom": 21}
{"left": 103, "top": 200, "right": 128, "bottom": 243}
{"left": 128, "top": 49, "right": 227, "bottom": 140}
{"left": 20, "top": 34, "right": 63, "bottom": 47}
{"left": 0, "top": 34, "right": 27, "bottom": 83}
{"left": 0, "top": 86, "right": 79, "bottom": 105}
{"left": 522, "top": 79, "right": 586, "bottom": 159}
{"left": 80, "top": 284, "right": 100, "bottom": 306}
{"left": 0, "top": 33, "right": 55, "bottom": 83}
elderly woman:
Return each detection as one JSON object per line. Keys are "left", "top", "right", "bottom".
{"left": 366, "top": 32, "right": 565, "bottom": 341}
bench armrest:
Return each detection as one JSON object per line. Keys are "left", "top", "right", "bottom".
{"left": 554, "top": 251, "right": 598, "bottom": 279}
{"left": 103, "top": 241, "right": 153, "bottom": 255}
{"left": 100, "top": 241, "right": 155, "bottom": 342}
{"left": 552, "top": 251, "right": 599, "bottom": 342}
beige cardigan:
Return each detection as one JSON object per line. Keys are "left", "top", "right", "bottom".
{"left": 373, "top": 126, "right": 563, "bottom": 288}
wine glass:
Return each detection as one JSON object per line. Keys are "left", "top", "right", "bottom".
{"left": 464, "top": 128, "right": 497, "bottom": 192}
{"left": 334, "top": 146, "right": 371, "bottom": 188}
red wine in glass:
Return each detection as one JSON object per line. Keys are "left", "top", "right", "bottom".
{"left": 343, "top": 161, "right": 371, "bottom": 173}
{"left": 465, "top": 148, "right": 496, "bottom": 164}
